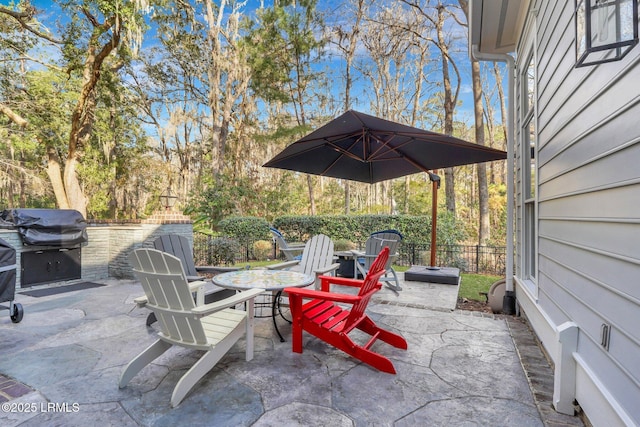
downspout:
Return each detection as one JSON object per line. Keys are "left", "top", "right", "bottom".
{"left": 470, "top": 46, "right": 516, "bottom": 314}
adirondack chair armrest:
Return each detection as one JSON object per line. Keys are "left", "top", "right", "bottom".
{"left": 280, "top": 247, "right": 305, "bottom": 258}
{"left": 350, "top": 250, "right": 378, "bottom": 266}
{"left": 267, "top": 260, "right": 300, "bottom": 270}
{"left": 313, "top": 262, "right": 340, "bottom": 276}
{"left": 286, "top": 242, "right": 306, "bottom": 249}
{"left": 191, "top": 288, "right": 265, "bottom": 315}
{"left": 134, "top": 295, "right": 148, "bottom": 307}
{"left": 284, "top": 287, "right": 360, "bottom": 304}
{"left": 188, "top": 280, "right": 208, "bottom": 289}
{"left": 318, "top": 274, "right": 367, "bottom": 291}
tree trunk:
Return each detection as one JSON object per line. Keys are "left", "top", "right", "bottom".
{"left": 64, "top": 11, "right": 122, "bottom": 217}
{"left": 64, "top": 156, "right": 87, "bottom": 213}
{"left": 472, "top": 59, "right": 490, "bottom": 244}
{"left": 18, "top": 151, "right": 26, "bottom": 207}
{"left": 307, "top": 174, "right": 316, "bottom": 215}
{"left": 445, "top": 168, "right": 456, "bottom": 212}
{"left": 345, "top": 182, "right": 350, "bottom": 214}
{"left": 205, "top": 0, "right": 225, "bottom": 178}
{"left": 409, "top": 45, "right": 427, "bottom": 214}
{"left": 436, "top": 4, "right": 456, "bottom": 214}
{"left": 494, "top": 63, "right": 508, "bottom": 185}
{"left": 45, "top": 146, "right": 70, "bottom": 209}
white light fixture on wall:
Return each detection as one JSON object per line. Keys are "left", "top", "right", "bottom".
{"left": 576, "top": 0, "right": 639, "bottom": 67}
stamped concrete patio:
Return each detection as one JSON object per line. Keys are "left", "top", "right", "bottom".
{"left": 0, "top": 275, "right": 584, "bottom": 426}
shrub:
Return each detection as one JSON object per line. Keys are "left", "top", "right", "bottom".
{"left": 218, "top": 216, "right": 270, "bottom": 244}
{"left": 334, "top": 239, "right": 356, "bottom": 252}
{"left": 208, "top": 237, "right": 240, "bottom": 265}
{"left": 252, "top": 240, "right": 272, "bottom": 261}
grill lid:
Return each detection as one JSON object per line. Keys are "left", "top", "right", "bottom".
{"left": 0, "top": 209, "right": 88, "bottom": 247}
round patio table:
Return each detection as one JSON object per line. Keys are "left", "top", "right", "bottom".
{"left": 212, "top": 269, "right": 315, "bottom": 342}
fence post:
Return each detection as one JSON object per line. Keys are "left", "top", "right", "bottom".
{"left": 208, "top": 236, "right": 214, "bottom": 265}
{"left": 476, "top": 245, "right": 480, "bottom": 274}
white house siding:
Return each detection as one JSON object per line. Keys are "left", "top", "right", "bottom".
{"left": 515, "top": 0, "right": 640, "bottom": 425}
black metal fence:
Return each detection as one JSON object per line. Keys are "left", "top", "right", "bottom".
{"left": 193, "top": 233, "right": 506, "bottom": 276}
{"left": 395, "top": 243, "right": 506, "bottom": 275}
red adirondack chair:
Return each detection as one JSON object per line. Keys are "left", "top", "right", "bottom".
{"left": 284, "top": 247, "right": 408, "bottom": 374}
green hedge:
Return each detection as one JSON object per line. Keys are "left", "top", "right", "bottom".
{"left": 217, "top": 214, "right": 465, "bottom": 246}
{"left": 218, "top": 216, "right": 271, "bottom": 243}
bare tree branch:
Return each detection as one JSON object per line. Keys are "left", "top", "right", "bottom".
{"left": 0, "top": 103, "right": 28, "bottom": 128}
{"left": 0, "top": 5, "right": 63, "bottom": 44}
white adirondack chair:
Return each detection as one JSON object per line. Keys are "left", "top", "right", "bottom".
{"left": 120, "top": 248, "right": 264, "bottom": 407}
{"left": 267, "top": 234, "right": 339, "bottom": 288}
{"left": 138, "top": 234, "right": 237, "bottom": 326}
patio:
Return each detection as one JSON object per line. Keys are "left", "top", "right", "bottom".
{"left": 0, "top": 275, "right": 583, "bottom": 426}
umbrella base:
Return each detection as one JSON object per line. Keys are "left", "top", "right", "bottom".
{"left": 404, "top": 266, "right": 460, "bottom": 285}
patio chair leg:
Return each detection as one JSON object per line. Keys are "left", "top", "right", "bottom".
{"left": 119, "top": 339, "right": 172, "bottom": 388}
{"left": 384, "top": 269, "right": 402, "bottom": 293}
{"left": 170, "top": 341, "right": 233, "bottom": 407}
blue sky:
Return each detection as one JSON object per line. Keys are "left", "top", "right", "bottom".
{"left": 18, "top": 0, "right": 498, "bottom": 129}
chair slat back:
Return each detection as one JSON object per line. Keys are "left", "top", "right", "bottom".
{"left": 129, "top": 248, "right": 207, "bottom": 345}
{"left": 298, "top": 234, "right": 334, "bottom": 276}
{"left": 363, "top": 237, "right": 398, "bottom": 270}
{"left": 153, "top": 234, "right": 199, "bottom": 278}
{"left": 370, "top": 230, "right": 403, "bottom": 242}
{"left": 345, "top": 247, "right": 390, "bottom": 327}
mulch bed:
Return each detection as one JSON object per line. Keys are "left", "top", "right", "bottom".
{"left": 456, "top": 297, "right": 494, "bottom": 314}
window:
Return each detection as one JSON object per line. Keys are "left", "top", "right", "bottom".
{"left": 522, "top": 53, "right": 537, "bottom": 283}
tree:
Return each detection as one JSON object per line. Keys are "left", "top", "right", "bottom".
{"left": 202, "top": 0, "right": 252, "bottom": 179}
{"left": 326, "top": 0, "right": 367, "bottom": 214}
{"left": 359, "top": 3, "right": 416, "bottom": 213}
{"left": 0, "top": 3, "right": 55, "bottom": 208}
{"left": 244, "top": 0, "right": 325, "bottom": 215}
{"left": 127, "top": 2, "right": 212, "bottom": 204}
{"left": 400, "top": 0, "right": 464, "bottom": 214}
{"left": 0, "top": 0, "right": 151, "bottom": 217}
{"left": 458, "top": 0, "right": 490, "bottom": 244}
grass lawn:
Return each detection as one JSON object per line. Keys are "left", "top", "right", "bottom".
{"left": 393, "top": 265, "right": 501, "bottom": 302}
{"left": 458, "top": 273, "right": 502, "bottom": 301}
{"left": 247, "top": 261, "right": 502, "bottom": 303}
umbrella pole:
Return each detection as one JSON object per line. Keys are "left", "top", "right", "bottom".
{"left": 430, "top": 170, "right": 439, "bottom": 268}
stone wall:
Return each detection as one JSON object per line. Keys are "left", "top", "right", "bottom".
{"left": 92, "top": 210, "right": 193, "bottom": 280}
{"left": 82, "top": 226, "right": 110, "bottom": 281}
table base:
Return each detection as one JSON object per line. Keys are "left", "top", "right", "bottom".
{"left": 252, "top": 291, "right": 291, "bottom": 342}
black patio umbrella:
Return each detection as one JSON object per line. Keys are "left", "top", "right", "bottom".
{"left": 263, "top": 110, "right": 507, "bottom": 266}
